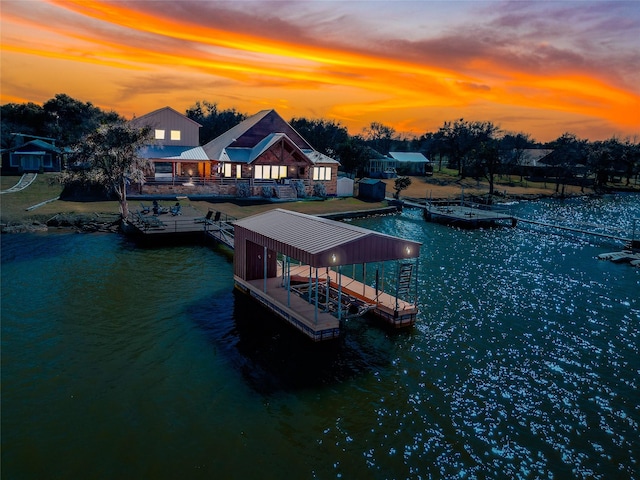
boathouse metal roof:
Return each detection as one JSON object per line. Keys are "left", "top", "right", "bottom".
{"left": 233, "top": 208, "right": 421, "bottom": 269}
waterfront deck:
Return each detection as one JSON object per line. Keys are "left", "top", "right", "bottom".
{"left": 404, "top": 199, "right": 517, "bottom": 228}
{"left": 125, "top": 205, "right": 235, "bottom": 247}
{"left": 288, "top": 265, "right": 417, "bottom": 327}
{"left": 235, "top": 276, "right": 341, "bottom": 342}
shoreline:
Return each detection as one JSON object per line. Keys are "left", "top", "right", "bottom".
{"left": 2, "top": 172, "right": 637, "bottom": 234}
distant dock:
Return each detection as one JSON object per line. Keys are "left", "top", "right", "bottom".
{"left": 403, "top": 198, "right": 517, "bottom": 228}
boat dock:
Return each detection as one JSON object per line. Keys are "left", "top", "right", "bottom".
{"left": 125, "top": 205, "right": 236, "bottom": 248}
{"left": 233, "top": 209, "right": 422, "bottom": 341}
{"left": 403, "top": 199, "right": 517, "bottom": 228}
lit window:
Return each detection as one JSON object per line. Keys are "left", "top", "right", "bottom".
{"left": 170, "top": 130, "right": 181, "bottom": 141}
{"left": 313, "top": 167, "right": 331, "bottom": 181}
{"left": 155, "top": 129, "right": 165, "bottom": 140}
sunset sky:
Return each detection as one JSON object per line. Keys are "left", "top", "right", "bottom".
{"left": 1, "top": 0, "right": 639, "bottom": 142}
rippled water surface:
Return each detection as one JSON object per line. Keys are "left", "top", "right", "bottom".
{"left": 2, "top": 195, "right": 639, "bottom": 479}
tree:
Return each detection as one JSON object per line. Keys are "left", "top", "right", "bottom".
{"left": 500, "top": 132, "right": 534, "bottom": 180}
{"left": 546, "top": 133, "right": 588, "bottom": 195}
{"left": 393, "top": 176, "right": 412, "bottom": 199}
{"left": 65, "top": 123, "right": 153, "bottom": 219}
{"left": 0, "top": 102, "right": 47, "bottom": 149}
{"left": 185, "top": 101, "right": 246, "bottom": 144}
{"left": 362, "top": 122, "right": 396, "bottom": 154}
{"left": 43, "top": 93, "right": 121, "bottom": 147}
{"left": 289, "top": 117, "right": 349, "bottom": 157}
{"left": 336, "top": 136, "right": 370, "bottom": 177}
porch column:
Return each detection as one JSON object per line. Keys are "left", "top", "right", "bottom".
{"left": 263, "top": 246, "right": 267, "bottom": 293}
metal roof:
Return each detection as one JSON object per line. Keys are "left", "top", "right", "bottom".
{"left": 138, "top": 145, "right": 197, "bottom": 159}
{"left": 234, "top": 209, "right": 421, "bottom": 267}
{"left": 388, "top": 152, "right": 430, "bottom": 163}
{"left": 165, "top": 146, "right": 209, "bottom": 161}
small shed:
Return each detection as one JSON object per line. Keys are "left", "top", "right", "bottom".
{"left": 358, "top": 178, "right": 386, "bottom": 201}
{"left": 336, "top": 176, "right": 354, "bottom": 197}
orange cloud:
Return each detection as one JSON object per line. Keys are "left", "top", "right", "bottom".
{"left": 1, "top": 0, "right": 638, "bottom": 141}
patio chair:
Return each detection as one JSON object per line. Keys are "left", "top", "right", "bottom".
{"left": 195, "top": 210, "right": 214, "bottom": 224}
{"left": 140, "top": 202, "right": 150, "bottom": 214}
{"left": 171, "top": 203, "right": 182, "bottom": 216}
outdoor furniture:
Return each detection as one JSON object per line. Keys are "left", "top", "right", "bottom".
{"left": 195, "top": 210, "right": 214, "bottom": 224}
{"left": 171, "top": 203, "right": 182, "bottom": 216}
{"left": 140, "top": 202, "right": 150, "bottom": 214}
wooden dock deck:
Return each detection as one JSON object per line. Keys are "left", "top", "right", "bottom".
{"left": 235, "top": 276, "right": 341, "bottom": 342}
{"left": 404, "top": 199, "right": 517, "bottom": 228}
{"left": 288, "top": 265, "right": 418, "bottom": 328}
{"left": 125, "top": 205, "right": 236, "bottom": 248}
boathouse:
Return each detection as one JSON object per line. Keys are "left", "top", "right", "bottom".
{"left": 233, "top": 209, "right": 422, "bottom": 341}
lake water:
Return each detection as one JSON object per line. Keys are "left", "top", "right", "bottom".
{"left": 2, "top": 195, "right": 639, "bottom": 479}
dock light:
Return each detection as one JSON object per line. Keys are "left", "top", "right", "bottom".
{"left": 331, "top": 253, "right": 337, "bottom": 264}
{"left": 405, "top": 246, "right": 411, "bottom": 255}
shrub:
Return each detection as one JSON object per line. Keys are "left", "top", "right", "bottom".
{"left": 261, "top": 185, "right": 273, "bottom": 198}
{"left": 236, "top": 182, "right": 251, "bottom": 198}
{"left": 292, "top": 180, "right": 306, "bottom": 198}
{"left": 313, "top": 182, "right": 327, "bottom": 198}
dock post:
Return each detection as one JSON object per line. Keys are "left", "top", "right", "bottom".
{"left": 315, "top": 268, "right": 319, "bottom": 324}
{"left": 395, "top": 261, "right": 400, "bottom": 312}
{"left": 338, "top": 265, "right": 342, "bottom": 322}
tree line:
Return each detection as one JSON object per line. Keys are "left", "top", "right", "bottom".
{"left": 3, "top": 93, "right": 639, "bottom": 195}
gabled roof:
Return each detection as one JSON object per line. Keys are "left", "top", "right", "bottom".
{"left": 131, "top": 106, "right": 202, "bottom": 127}
{"left": 389, "top": 152, "right": 429, "bottom": 163}
{"left": 304, "top": 149, "right": 340, "bottom": 165}
{"left": 202, "top": 109, "right": 314, "bottom": 160}
{"left": 2, "top": 139, "right": 61, "bottom": 154}
{"left": 234, "top": 208, "right": 420, "bottom": 267}
{"left": 519, "top": 149, "right": 554, "bottom": 167}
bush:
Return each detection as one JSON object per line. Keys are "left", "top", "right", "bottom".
{"left": 236, "top": 182, "right": 251, "bottom": 198}
{"left": 313, "top": 182, "right": 327, "bottom": 198}
{"left": 292, "top": 180, "right": 306, "bottom": 198}
{"left": 261, "top": 185, "right": 273, "bottom": 198}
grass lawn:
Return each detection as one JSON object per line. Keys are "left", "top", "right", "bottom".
{"left": 1, "top": 173, "right": 388, "bottom": 224}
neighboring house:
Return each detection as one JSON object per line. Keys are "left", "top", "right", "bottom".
{"left": 507, "top": 149, "right": 555, "bottom": 177}
{"left": 200, "top": 109, "right": 340, "bottom": 196}
{"left": 388, "top": 152, "right": 430, "bottom": 176}
{"left": 358, "top": 178, "right": 386, "bottom": 201}
{"left": 368, "top": 151, "right": 396, "bottom": 178}
{"left": 130, "top": 106, "right": 205, "bottom": 182}
{"left": 1, "top": 139, "right": 64, "bottom": 173}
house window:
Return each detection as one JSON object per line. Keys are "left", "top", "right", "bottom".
{"left": 223, "top": 163, "right": 232, "bottom": 177}
{"left": 255, "top": 165, "right": 287, "bottom": 179}
{"left": 170, "top": 130, "right": 181, "bottom": 141}
{"left": 313, "top": 166, "right": 332, "bottom": 181}
{"left": 155, "top": 129, "right": 165, "bottom": 140}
